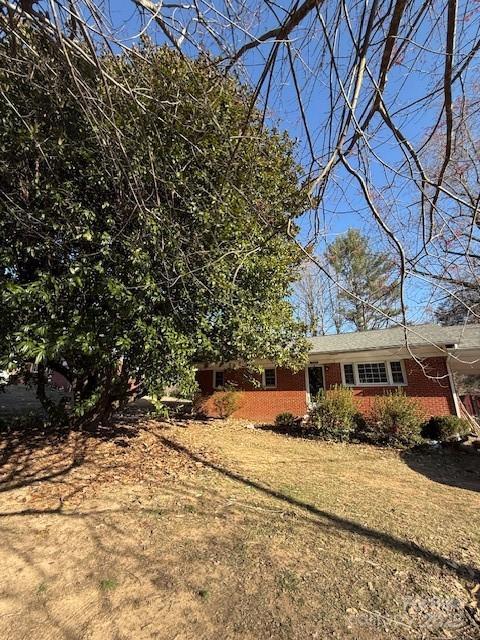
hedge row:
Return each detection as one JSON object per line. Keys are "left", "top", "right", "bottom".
{"left": 275, "top": 387, "right": 471, "bottom": 448}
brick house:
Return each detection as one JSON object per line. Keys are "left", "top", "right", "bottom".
{"left": 196, "top": 323, "right": 480, "bottom": 422}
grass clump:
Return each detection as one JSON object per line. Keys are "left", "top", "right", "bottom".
{"left": 277, "top": 569, "right": 299, "bottom": 592}
{"left": 36, "top": 582, "right": 47, "bottom": 594}
{"left": 184, "top": 503, "right": 196, "bottom": 513}
{"left": 99, "top": 578, "right": 118, "bottom": 591}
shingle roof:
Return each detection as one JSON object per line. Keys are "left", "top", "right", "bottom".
{"left": 308, "top": 323, "right": 480, "bottom": 354}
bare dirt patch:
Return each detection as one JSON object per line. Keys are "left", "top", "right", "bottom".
{"left": 0, "top": 417, "right": 479, "bottom": 639}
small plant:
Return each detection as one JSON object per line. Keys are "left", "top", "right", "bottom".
{"left": 197, "top": 588, "right": 210, "bottom": 599}
{"left": 276, "top": 569, "right": 299, "bottom": 592}
{"left": 274, "top": 412, "right": 298, "bottom": 431}
{"left": 149, "top": 395, "right": 170, "bottom": 419}
{"left": 99, "top": 578, "right": 118, "bottom": 591}
{"left": 308, "top": 385, "right": 357, "bottom": 441}
{"left": 366, "top": 390, "right": 424, "bottom": 447}
{"left": 422, "top": 415, "right": 471, "bottom": 442}
{"left": 184, "top": 503, "right": 196, "bottom": 513}
{"left": 212, "top": 388, "right": 242, "bottom": 419}
{"left": 36, "top": 582, "right": 47, "bottom": 594}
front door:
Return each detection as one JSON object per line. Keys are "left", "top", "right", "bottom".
{"left": 307, "top": 366, "right": 324, "bottom": 402}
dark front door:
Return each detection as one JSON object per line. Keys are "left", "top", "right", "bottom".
{"left": 308, "top": 366, "right": 324, "bottom": 400}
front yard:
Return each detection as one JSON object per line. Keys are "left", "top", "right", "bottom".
{"left": 0, "top": 416, "right": 479, "bottom": 639}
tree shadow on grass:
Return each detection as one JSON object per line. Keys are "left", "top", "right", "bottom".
{"left": 157, "top": 434, "right": 480, "bottom": 586}
{"left": 401, "top": 447, "right": 480, "bottom": 493}
{"left": 0, "top": 423, "right": 479, "bottom": 637}
{"left": 0, "top": 415, "right": 142, "bottom": 493}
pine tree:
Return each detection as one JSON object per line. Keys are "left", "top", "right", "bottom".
{"left": 326, "top": 229, "right": 401, "bottom": 332}
{"left": 435, "top": 288, "right": 480, "bottom": 326}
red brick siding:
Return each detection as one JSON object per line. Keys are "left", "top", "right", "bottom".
{"left": 195, "top": 367, "right": 307, "bottom": 422}
{"left": 196, "top": 356, "right": 455, "bottom": 422}
{"left": 324, "top": 357, "right": 455, "bottom": 416}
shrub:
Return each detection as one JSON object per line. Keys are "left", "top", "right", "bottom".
{"left": 422, "top": 415, "right": 471, "bottom": 441}
{"left": 274, "top": 412, "right": 298, "bottom": 431}
{"left": 352, "top": 412, "right": 368, "bottom": 440}
{"left": 149, "top": 394, "right": 170, "bottom": 419}
{"left": 192, "top": 393, "right": 208, "bottom": 417}
{"left": 366, "top": 391, "right": 424, "bottom": 447}
{"left": 213, "top": 389, "right": 242, "bottom": 419}
{"left": 308, "top": 385, "right": 357, "bottom": 442}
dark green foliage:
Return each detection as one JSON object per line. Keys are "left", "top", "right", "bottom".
{"left": 307, "top": 386, "right": 357, "bottom": 441}
{"left": 435, "top": 288, "right": 480, "bottom": 326}
{"left": 422, "top": 415, "right": 471, "bottom": 441}
{"left": 352, "top": 412, "right": 368, "bottom": 439}
{"left": 365, "top": 391, "right": 424, "bottom": 447}
{"left": 0, "top": 33, "right": 308, "bottom": 427}
{"left": 212, "top": 390, "right": 242, "bottom": 419}
{"left": 326, "top": 229, "right": 401, "bottom": 331}
{"left": 274, "top": 412, "right": 298, "bottom": 431}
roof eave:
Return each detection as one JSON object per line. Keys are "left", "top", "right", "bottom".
{"left": 308, "top": 342, "right": 449, "bottom": 358}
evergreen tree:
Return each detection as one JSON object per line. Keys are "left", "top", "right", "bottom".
{"left": 435, "top": 288, "right": 480, "bottom": 326}
{"left": 0, "top": 35, "right": 309, "bottom": 427}
{"left": 326, "top": 229, "right": 401, "bottom": 331}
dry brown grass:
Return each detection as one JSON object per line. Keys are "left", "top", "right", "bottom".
{"left": 0, "top": 417, "right": 479, "bottom": 639}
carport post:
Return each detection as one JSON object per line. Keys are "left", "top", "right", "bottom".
{"left": 446, "top": 358, "right": 461, "bottom": 417}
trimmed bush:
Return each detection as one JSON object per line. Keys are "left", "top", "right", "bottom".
{"left": 422, "top": 415, "right": 471, "bottom": 442}
{"left": 274, "top": 412, "right": 298, "bottom": 431}
{"left": 212, "top": 389, "right": 242, "bottom": 419}
{"left": 308, "top": 385, "right": 357, "bottom": 442}
{"left": 365, "top": 390, "right": 424, "bottom": 447}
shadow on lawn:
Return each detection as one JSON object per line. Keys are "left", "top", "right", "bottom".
{"left": 158, "top": 434, "right": 480, "bottom": 585}
{"left": 256, "top": 424, "right": 480, "bottom": 494}
{"left": 0, "top": 397, "right": 195, "bottom": 497}
{"left": 401, "top": 447, "right": 480, "bottom": 493}
{"left": 1, "top": 415, "right": 479, "bottom": 593}
{"left": 0, "top": 415, "right": 141, "bottom": 493}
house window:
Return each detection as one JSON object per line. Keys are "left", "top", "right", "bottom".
{"left": 264, "top": 368, "right": 277, "bottom": 388}
{"left": 390, "top": 361, "right": 405, "bottom": 384}
{"left": 213, "top": 370, "right": 224, "bottom": 389}
{"left": 357, "top": 362, "right": 388, "bottom": 384}
{"left": 342, "top": 361, "right": 406, "bottom": 386}
{"left": 343, "top": 364, "right": 355, "bottom": 385}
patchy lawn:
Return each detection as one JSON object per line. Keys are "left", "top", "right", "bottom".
{"left": 0, "top": 416, "right": 479, "bottom": 639}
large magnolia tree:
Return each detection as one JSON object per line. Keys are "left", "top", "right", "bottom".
{"left": 0, "top": 34, "right": 309, "bottom": 426}
{"left": 2, "top": 0, "right": 480, "bottom": 390}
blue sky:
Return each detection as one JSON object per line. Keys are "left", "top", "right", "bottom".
{"left": 92, "top": 0, "right": 480, "bottom": 324}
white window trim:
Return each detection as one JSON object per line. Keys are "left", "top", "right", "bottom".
{"left": 305, "top": 364, "right": 325, "bottom": 406}
{"left": 212, "top": 369, "right": 225, "bottom": 389}
{"left": 262, "top": 367, "right": 277, "bottom": 389}
{"left": 341, "top": 360, "right": 407, "bottom": 387}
